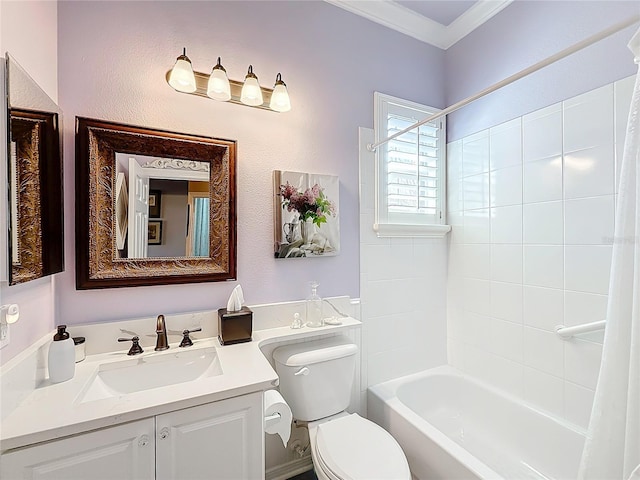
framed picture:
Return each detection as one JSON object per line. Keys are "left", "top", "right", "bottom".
{"left": 148, "top": 220, "right": 163, "bottom": 245}
{"left": 148, "top": 190, "right": 161, "bottom": 218}
{"left": 273, "top": 170, "right": 340, "bottom": 258}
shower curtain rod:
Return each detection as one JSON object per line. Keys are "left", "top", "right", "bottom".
{"left": 367, "top": 15, "right": 640, "bottom": 152}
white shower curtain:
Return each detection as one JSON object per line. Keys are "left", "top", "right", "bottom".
{"left": 578, "top": 27, "right": 640, "bottom": 480}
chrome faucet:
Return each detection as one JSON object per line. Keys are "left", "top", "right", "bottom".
{"left": 155, "top": 314, "right": 169, "bottom": 351}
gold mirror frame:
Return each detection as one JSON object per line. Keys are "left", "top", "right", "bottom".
{"left": 75, "top": 117, "right": 237, "bottom": 289}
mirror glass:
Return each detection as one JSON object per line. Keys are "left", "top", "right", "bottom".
{"left": 76, "top": 117, "right": 236, "bottom": 289}
{"left": 6, "top": 53, "right": 64, "bottom": 285}
{"left": 114, "top": 154, "right": 210, "bottom": 259}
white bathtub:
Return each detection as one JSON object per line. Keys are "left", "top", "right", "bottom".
{"left": 368, "top": 366, "right": 586, "bottom": 479}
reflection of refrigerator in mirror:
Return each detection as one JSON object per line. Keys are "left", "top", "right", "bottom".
{"left": 127, "top": 157, "right": 150, "bottom": 258}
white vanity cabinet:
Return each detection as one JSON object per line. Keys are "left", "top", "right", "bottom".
{"left": 1, "top": 392, "right": 264, "bottom": 480}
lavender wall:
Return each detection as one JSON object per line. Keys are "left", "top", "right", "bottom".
{"left": 55, "top": 1, "right": 444, "bottom": 326}
{"left": 0, "top": 1, "right": 58, "bottom": 363}
{"left": 445, "top": 1, "right": 639, "bottom": 141}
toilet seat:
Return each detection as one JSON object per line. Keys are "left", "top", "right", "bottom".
{"left": 312, "top": 414, "right": 411, "bottom": 480}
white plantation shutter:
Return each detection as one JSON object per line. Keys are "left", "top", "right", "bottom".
{"left": 374, "top": 92, "right": 446, "bottom": 229}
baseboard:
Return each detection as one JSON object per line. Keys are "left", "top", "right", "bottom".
{"left": 266, "top": 456, "right": 314, "bottom": 480}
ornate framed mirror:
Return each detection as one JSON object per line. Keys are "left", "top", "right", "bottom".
{"left": 75, "top": 118, "right": 237, "bottom": 289}
{"left": 6, "top": 53, "right": 64, "bottom": 286}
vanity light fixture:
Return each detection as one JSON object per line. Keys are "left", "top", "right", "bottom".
{"left": 166, "top": 50, "right": 291, "bottom": 112}
{"left": 168, "top": 48, "right": 196, "bottom": 93}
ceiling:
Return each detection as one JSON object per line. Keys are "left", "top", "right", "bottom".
{"left": 324, "top": 0, "right": 513, "bottom": 50}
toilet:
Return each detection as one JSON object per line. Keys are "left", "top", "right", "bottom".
{"left": 273, "top": 335, "right": 411, "bottom": 480}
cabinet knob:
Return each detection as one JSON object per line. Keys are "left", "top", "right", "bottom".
{"left": 159, "top": 427, "right": 170, "bottom": 440}
{"left": 138, "top": 434, "right": 149, "bottom": 447}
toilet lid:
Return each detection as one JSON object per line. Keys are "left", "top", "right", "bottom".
{"left": 315, "top": 414, "right": 410, "bottom": 480}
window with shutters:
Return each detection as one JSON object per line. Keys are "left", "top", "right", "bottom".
{"left": 373, "top": 92, "right": 449, "bottom": 237}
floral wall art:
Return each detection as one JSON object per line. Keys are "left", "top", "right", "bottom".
{"left": 273, "top": 170, "right": 340, "bottom": 258}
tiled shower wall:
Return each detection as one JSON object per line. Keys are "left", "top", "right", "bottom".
{"left": 446, "top": 75, "right": 635, "bottom": 429}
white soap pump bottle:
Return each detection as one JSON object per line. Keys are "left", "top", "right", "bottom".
{"left": 48, "top": 325, "right": 75, "bottom": 383}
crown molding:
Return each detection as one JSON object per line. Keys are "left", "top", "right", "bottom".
{"left": 324, "top": 0, "right": 513, "bottom": 50}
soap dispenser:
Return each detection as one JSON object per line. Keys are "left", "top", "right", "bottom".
{"left": 48, "top": 325, "right": 75, "bottom": 383}
{"left": 306, "top": 281, "right": 323, "bottom": 328}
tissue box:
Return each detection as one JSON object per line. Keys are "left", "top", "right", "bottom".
{"left": 217, "top": 307, "right": 253, "bottom": 345}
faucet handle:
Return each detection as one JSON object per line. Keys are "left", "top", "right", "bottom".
{"left": 118, "top": 336, "right": 144, "bottom": 355}
{"left": 179, "top": 328, "right": 202, "bottom": 348}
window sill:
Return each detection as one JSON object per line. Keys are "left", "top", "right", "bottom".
{"left": 373, "top": 223, "right": 451, "bottom": 238}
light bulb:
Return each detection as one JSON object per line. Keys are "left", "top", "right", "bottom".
{"left": 168, "top": 48, "right": 196, "bottom": 93}
{"left": 207, "top": 57, "right": 231, "bottom": 101}
{"left": 240, "top": 65, "right": 264, "bottom": 106}
{"left": 269, "top": 73, "right": 291, "bottom": 112}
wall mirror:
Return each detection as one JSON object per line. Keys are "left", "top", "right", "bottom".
{"left": 5, "top": 53, "right": 64, "bottom": 285}
{"left": 75, "top": 118, "right": 236, "bottom": 289}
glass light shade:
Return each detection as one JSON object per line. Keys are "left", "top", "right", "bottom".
{"left": 269, "top": 82, "right": 291, "bottom": 112}
{"left": 240, "top": 66, "right": 264, "bottom": 106}
{"left": 207, "top": 58, "right": 231, "bottom": 101}
{"left": 168, "top": 50, "right": 196, "bottom": 93}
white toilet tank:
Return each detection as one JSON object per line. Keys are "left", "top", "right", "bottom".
{"left": 273, "top": 335, "right": 358, "bottom": 422}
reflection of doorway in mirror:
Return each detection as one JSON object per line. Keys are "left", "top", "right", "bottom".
{"left": 186, "top": 185, "right": 210, "bottom": 257}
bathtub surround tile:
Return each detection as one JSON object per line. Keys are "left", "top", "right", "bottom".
{"left": 463, "top": 173, "right": 490, "bottom": 210}
{"left": 448, "top": 179, "right": 464, "bottom": 214}
{"left": 563, "top": 84, "right": 613, "bottom": 154}
{"left": 523, "top": 246, "right": 564, "bottom": 289}
{"left": 490, "top": 245, "right": 523, "bottom": 284}
{"left": 447, "top": 140, "right": 463, "bottom": 183}
{"left": 563, "top": 145, "right": 615, "bottom": 200}
{"left": 564, "top": 246, "right": 613, "bottom": 295}
{"left": 462, "top": 311, "right": 494, "bottom": 351}
{"left": 487, "top": 353, "right": 525, "bottom": 398}
{"left": 463, "top": 208, "right": 491, "bottom": 244}
{"left": 524, "top": 367, "right": 564, "bottom": 418}
{"left": 490, "top": 165, "right": 523, "bottom": 207}
{"left": 523, "top": 156, "right": 563, "bottom": 204}
{"left": 523, "top": 327, "right": 564, "bottom": 378}
{"left": 490, "top": 205, "right": 523, "bottom": 244}
{"left": 489, "top": 318, "right": 524, "bottom": 363}
{"left": 564, "top": 291, "right": 608, "bottom": 330}
{"left": 462, "top": 130, "right": 489, "bottom": 177}
{"left": 614, "top": 76, "right": 634, "bottom": 148}
{"left": 564, "top": 339, "right": 603, "bottom": 390}
{"left": 564, "top": 382, "right": 596, "bottom": 429}
{"left": 490, "top": 281, "right": 523, "bottom": 324}
{"left": 564, "top": 196, "right": 614, "bottom": 245}
{"left": 523, "top": 286, "right": 564, "bottom": 332}
{"left": 523, "top": 103, "right": 563, "bottom": 163}
{"left": 489, "top": 118, "right": 522, "bottom": 171}
{"left": 462, "top": 278, "right": 492, "bottom": 317}
{"left": 522, "top": 201, "right": 563, "bottom": 245}
{"left": 462, "top": 244, "right": 491, "bottom": 280}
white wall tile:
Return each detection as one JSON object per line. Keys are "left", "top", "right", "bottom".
{"left": 523, "top": 201, "right": 563, "bottom": 245}
{"left": 564, "top": 382, "right": 595, "bottom": 429}
{"left": 463, "top": 244, "right": 491, "bottom": 280}
{"left": 462, "top": 130, "right": 489, "bottom": 176}
{"left": 491, "top": 205, "right": 522, "bottom": 244}
{"left": 448, "top": 178, "right": 464, "bottom": 213}
{"left": 490, "top": 117, "right": 522, "bottom": 171}
{"left": 463, "top": 173, "right": 490, "bottom": 210}
{"left": 490, "top": 165, "right": 523, "bottom": 207}
{"left": 564, "top": 196, "right": 614, "bottom": 245}
{"left": 523, "top": 286, "right": 564, "bottom": 332}
{"left": 523, "top": 327, "right": 564, "bottom": 377}
{"left": 523, "top": 156, "right": 563, "bottom": 204}
{"left": 463, "top": 278, "right": 492, "bottom": 317}
{"left": 564, "top": 246, "right": 612, "bottom": 295}
{"left": 491, "top": 245, "right": 523, "bottom": 284}
{"left": 524, "top": 367, "right": 564, "bottom": 417}
{"left": 491, "top": 281, "right": 523, "bottom": 324}
{"left": 462, "top": 310, "right": 493, "bottom": 350}
{"left": 564, "top": 339, "right": 602, "bottom": 390}
{"left": 489, "top": 355, "right": 524, "bottom": 398}
{"left": 523, "top": 103, "right": 563, "bottom": 163}
{"left": 447, "top": 139, "right": 463, "bottom": 183}
{"left": 523, "top": 246, "right": 563, "bottom": 289}
{"left": 563, "top": 84, "right": 613, "bottom": 153}
{"left": 564, "top": 145, "right": 615, "bottom": 199}
{"left": 490, "top": 317, "right": 524, "bottom": 363}
{"left": 564, "top": 291, "right": 608, "bottom": 328}
{"left": 463, "top": 208, "right": 490, "bottom": 244}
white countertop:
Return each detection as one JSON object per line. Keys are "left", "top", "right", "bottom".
{"left": 0, "top": 317, "right": 361, "bottom": 451}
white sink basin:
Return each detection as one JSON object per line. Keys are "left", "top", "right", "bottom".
{"left": 78, "top": 347, "right": 222, "bottom": 403}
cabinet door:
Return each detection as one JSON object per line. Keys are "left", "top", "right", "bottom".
{"left": 156, "top": 392, "right": 264, "bottom": 480}
{"left": 0, "top": 418, "right": 155, "bottom": 480}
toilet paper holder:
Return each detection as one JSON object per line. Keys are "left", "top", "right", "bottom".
{"left": 265, "top": 412, "right": 281, "bottom": 428}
